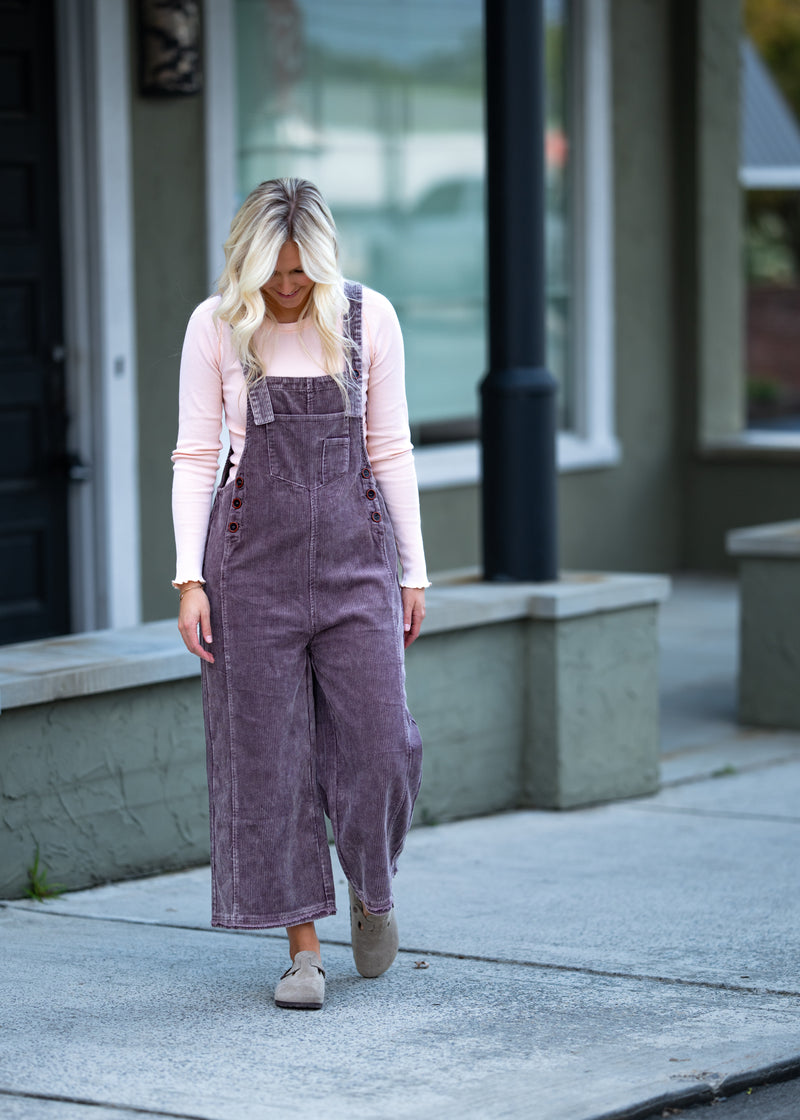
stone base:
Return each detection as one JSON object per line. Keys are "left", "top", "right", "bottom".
{"left": 526, "top": 603, "right": 661, "bottom": 809}
{"left": 409, "top": 570, "right": 668, "bottom": 814}
{"left": 728, "top": 521, "right": 800, "bottom": 728}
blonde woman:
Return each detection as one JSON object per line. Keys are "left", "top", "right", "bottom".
{"left": 172, "top": 178, "right": 428, "bottom": 1010}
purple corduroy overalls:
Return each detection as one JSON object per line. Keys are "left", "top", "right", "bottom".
{"left": 200, "top": 282, "right": 423, "bottom": 929}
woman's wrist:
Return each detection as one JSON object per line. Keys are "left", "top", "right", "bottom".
{"left": 177, "top": 581, "right": 205, "bottom": 600}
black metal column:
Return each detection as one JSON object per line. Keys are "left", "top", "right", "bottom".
{"left": 481, "top": 0, "right": 558, "bottom": 582}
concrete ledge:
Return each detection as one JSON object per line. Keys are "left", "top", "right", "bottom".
{"left": 0, "top": 571, "right": 669, "bottom": 711}
{"left": 424, "top": 569, "right": 668, "bottom": 630}
{"left": 0, "top": 620, "right": 198, "bottom": 712}
{"left": 727, "top": 519, "right": 800, "bottom": 557}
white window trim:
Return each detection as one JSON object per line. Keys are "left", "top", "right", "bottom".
{"left": 740, "top": 168, "right": 800, "bottom": 189}
{"left": 57, "top": 0, "right": 141, "bottom": 629}
{"left": 698, "top": 427, "right": 800, "bottom": 462}
{"left": 205, "top": 0, "right": 617, "bottom": 494}
{"left": 566, "top": 0, "right": 619, "bottom": 473}
{"left": 204, "top": 2, "right": 237, "bottom": 292}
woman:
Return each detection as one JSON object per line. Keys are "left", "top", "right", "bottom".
{"left": 172, "top": 178, "right": 428, "bottom": 1011}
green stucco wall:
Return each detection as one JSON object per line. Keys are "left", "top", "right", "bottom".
{"left": 559, "top": 0, "right": 680, "bottom": 574}
{"left": 419, "top": 485, "right": 481, "bottom": 574}
{"left": 686, "top": 457, "right": 800, "bottom": 569}
{"left": 0, "top": 679, "right": 209, "bottom": 898}
{"left": 130, "top": 2, "right": 208, "bottom": 621}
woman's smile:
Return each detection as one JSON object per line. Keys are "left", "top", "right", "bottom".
{"left": 261, "top": 241, "right": 314, "bottom": 321}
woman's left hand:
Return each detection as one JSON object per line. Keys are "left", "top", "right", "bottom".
{"left": 401, "top": 587, "right": 426, "bottom": 649}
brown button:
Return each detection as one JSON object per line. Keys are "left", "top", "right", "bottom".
{"left": 228, "top": 522, "right": 239, "bottom": 532}
{"left": 360, "top": 467, "right": 371, "bottom": 479}
{"left": 235, "top": 477, "right": 244, "bottom": 489}
{"left": 365, "top": 488, "right": 376, "bottom": 500}
{"left": 232, "top": 497, "right": 242, "bottom": 509}
{"left": 370, "top": 511, "right": 381, "bottom": 523}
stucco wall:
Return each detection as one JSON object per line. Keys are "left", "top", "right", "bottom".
{"left": 419, "top": 485, "right": 481, "bottom": 574}
{"left": 0, "top": 679, "right": 209, "bottom": 898}
{"left": 129, "top": 3, "right": 208, "bottom": 621}
{"left": 686, "top": 457, "right": 800, "bottom": 569}
{"left": 559, "top": 0, "right": 680, "bottom": 575}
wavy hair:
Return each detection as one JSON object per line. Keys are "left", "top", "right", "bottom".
{"left": 215, "top": 178, "right": 354, "bottom": 392}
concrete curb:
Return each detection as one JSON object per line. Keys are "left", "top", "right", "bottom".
{"left": 592, "top": 1055, "right": 800, "bottom": 1120}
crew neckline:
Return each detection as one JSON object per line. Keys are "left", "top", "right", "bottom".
{"left": 275, "top": 317, "right": 313, "bottom": 333}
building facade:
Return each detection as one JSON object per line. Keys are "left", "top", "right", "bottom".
{"left": 2, "top": 0, "right": 796, "bottom": 645}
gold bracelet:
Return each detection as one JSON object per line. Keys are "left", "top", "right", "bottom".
{"left": 178, "top": 584, "right": 205, "bottom": 600}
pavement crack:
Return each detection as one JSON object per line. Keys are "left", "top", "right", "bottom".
{"left": 4, "top": 903, "right": 799, "bottom": 1000}
{"left": 659, "top": 750, "right": 800, "bottom": 789}
{"left": 629, "top": 804, "right": 800, "bottom": 824}
{"left": 0, "top": 1086, "right": 209, "bottom": 1119}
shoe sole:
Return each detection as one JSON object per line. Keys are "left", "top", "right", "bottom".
{"left": 275, "top": 999, "right": 323, "bottom": 1010}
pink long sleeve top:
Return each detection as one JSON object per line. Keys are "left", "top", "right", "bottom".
{"left": 171, "top": 286, "right": 430, "bottom": 589}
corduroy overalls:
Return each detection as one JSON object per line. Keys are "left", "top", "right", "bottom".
{"left": 200, "top": 283, "right": 423, "bottom": 929}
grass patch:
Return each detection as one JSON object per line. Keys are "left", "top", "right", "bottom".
{"left": 25, "top": 848, "right": 67, "bottom": 902}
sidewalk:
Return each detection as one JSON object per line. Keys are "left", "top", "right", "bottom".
{"left": 2, "top": 576, "right": 799, "bottom": 1120}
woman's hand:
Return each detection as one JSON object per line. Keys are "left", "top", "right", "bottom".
{"left": 178, "top": 587, "right": 215, "bottom": 664}
{"left": 401, "top": 587, "right": 426, "bottom": 649}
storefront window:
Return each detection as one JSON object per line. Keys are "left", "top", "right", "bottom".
{"left": 741, "top": 3, "right": 800, "bottom": 431}
{"left": 236, "top": 0, "right": 574, "bottom": 440}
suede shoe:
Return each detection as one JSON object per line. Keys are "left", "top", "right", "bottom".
{"left": 349, "top": 884, "right": 399, "bottom": 978}
{"left": 274, "top": 950, "right": 325, "bottom": 1010}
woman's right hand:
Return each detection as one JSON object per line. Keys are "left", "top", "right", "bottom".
{"left": 178, "top": 587, "right": 215, "bottom": 664}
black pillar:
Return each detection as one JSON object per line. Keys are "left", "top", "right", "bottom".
{"left": 481, "top": 0, "right": 558, "bottom": 582}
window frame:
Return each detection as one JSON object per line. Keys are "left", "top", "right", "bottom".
{"left": 57, "top": 0, "right": 141, "bottom": 630}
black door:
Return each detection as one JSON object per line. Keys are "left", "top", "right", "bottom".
{"left": 0, "top": 0, "right": 70, "bottom": 643}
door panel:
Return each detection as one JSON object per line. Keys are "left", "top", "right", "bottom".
{"left": 0, "top": 0, "right": 70, "bottom": 642}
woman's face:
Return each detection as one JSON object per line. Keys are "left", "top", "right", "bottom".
{"left": 261, "top": 240, "right": 314, "bottom": 322}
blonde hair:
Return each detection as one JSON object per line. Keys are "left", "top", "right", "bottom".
{"left": 215, "top": 178, "right": 354, "bottom": 392}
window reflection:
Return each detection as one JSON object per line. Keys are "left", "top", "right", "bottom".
{"left": 236, "top": 0, "right": 573, "bottom": 437}
{"left": 741, "top": 5, "right": 800, "bottom": 432}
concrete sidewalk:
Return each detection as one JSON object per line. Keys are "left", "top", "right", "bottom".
{"left": 2, "top": 576, "right": 799, "bottom": 1120}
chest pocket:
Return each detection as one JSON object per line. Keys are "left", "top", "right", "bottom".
{"left": 263, "top": 413, "right": 350, "bottom": 489}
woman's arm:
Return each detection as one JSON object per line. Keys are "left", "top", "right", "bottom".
{"left": 172, "top": 300, "right": 225, "bottom": 662}
{"left": 362, "top": 289, "right": 431, "bottom": 592}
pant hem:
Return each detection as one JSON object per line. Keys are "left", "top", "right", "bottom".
{"left": 211, "top": 902, "right": 337, "bottom": 930}
{"left": 351, "top": 887, "right": 394, "bottom": 916}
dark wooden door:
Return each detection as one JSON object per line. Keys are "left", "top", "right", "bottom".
{"left": 0, "top": 0, "right": 70, "bottom": 643}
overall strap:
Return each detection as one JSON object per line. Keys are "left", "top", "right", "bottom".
{"left": 342, "top": 280, "right": 363, "bottom": 418}
{"left": 246, "top": 368, "right": 275, "bottom": 425}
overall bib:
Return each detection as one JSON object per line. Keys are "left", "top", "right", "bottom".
{"left": 200, "top": 283, "right": 423, "bottom": 930}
